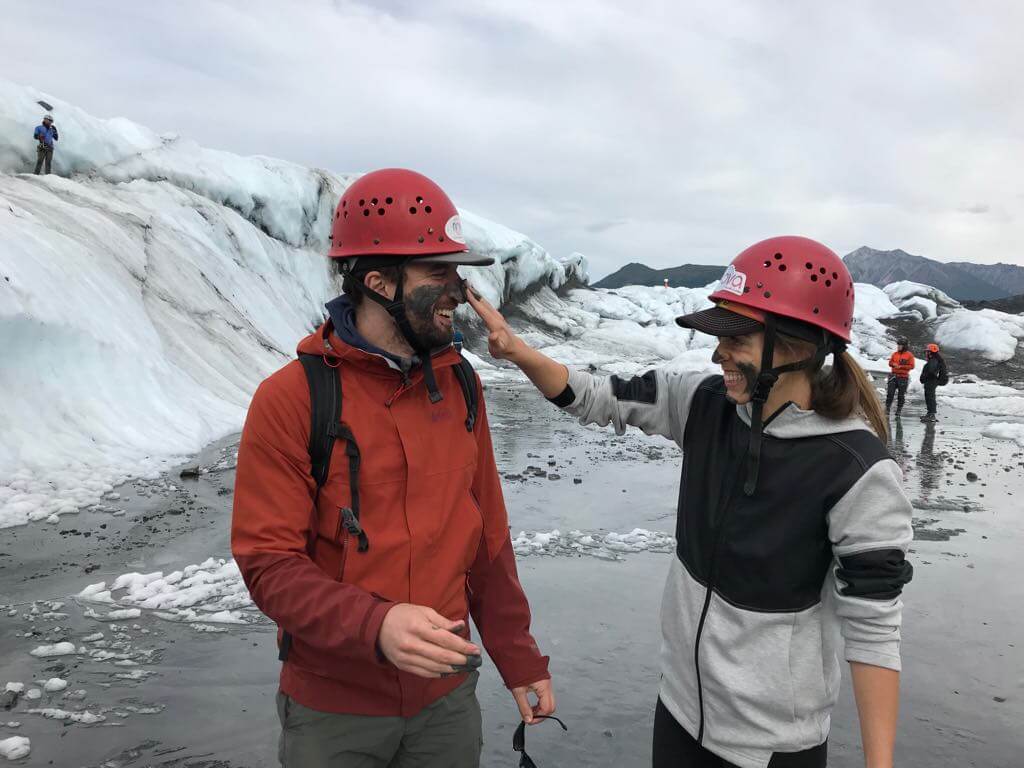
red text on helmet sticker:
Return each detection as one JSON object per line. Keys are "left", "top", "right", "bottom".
{"left": 718, "top": 264, "right": 747, "bottom": 296}
{"left": 445, "top": 215, "right": 466, "bottom": 244}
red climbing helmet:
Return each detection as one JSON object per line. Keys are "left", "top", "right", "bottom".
{"left": 677, "top": 236, "right": 855, "bottom": 343}
{"left": 328, "top": 168, "right": 492, "bottom": 265}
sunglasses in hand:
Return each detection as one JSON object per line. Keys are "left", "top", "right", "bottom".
{"left": 513, "top": 714, "right": 568, "bottom": 768}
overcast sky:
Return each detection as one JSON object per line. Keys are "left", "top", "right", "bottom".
{"left": 3, "top": 0, "right": 1022, "bottom": 277}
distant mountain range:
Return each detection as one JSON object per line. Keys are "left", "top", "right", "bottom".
{"left": 843, "top": 247, "right": 1024, "bottom": 301}
{"left": 594, "top": 247, "right": 1024, "bottom": 305}
{"left": 593, "top": 262, "right": 723, "bottom": 289}
{"left": 962, "top": 294, "right": 1024, "bottom": 314}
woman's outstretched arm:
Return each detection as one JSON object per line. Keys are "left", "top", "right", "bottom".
{"left": 464, "top": 284, "right": 706, "bottom": 443}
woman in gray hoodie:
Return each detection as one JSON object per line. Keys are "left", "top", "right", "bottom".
{"left": 467, "top": 236, "right": 912, "bottom": 768}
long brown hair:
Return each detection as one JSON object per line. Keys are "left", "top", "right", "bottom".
{"left": 775, "top": 337, "right": 888, "bottom": 441}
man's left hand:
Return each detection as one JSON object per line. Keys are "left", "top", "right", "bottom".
{"left": 511, "top": 677, "right": 556, "bottom": 724}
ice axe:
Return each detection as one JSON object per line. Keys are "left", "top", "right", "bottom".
{"left": 37, "top": 100, "right": 54, "bottom": 111}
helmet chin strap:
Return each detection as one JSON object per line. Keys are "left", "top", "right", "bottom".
{"left": 342, "top": 260, "right": 445, "bottom": 403}
{"left": 744, "top": 315, "right": 840, "bottom": 496}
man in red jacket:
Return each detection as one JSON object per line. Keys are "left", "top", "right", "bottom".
{"left": 231, "top": 169, "right": 554, "bottom": 767}
{"left": 885, "top": 337, "right": 915, "bottom": 416}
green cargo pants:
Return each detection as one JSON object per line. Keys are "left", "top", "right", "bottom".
{"left": 276, "top": 672, "right": 483, "bottom": 768}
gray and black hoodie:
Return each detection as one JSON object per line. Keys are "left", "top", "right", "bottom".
{"left": 556, "top": 366, "right": 914, "bottom": 768}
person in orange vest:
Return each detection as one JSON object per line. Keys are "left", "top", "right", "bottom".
{"left": 886, "top": 338, "right": 915, "bottom": 416}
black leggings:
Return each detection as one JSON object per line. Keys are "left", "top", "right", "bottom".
{"left": 653, "top": 699, "right": 827, "bottom": 768}
{"left": 924, "top": 382, "right": 938, "bottom": 415}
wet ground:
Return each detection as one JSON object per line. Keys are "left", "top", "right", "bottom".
{"left": 1, "top": 379, "right": 1022, "bottom": 766}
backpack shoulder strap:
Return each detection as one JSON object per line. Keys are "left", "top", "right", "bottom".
{"left": 280, "top": 354, "right": 342, "bottom": 663}
{"left": 452, "top": 355, "right": 480, "bottom": 433}
{"left": 298, "top": 353, "right": 342, "bottom": 490}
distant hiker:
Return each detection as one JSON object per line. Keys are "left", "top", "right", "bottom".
{"left": 919, "top": 342, "right": 948, "bottom": 422}
{"left": 33, "top": 114, "right": 58, "bottom": 175}
{"left": 470, "top": 236, "right": 913, "bottom": 768}
{"left": 886, "top": 337, "right": 915, "bottom": 416}
{"left": 231, "top": 169, "right": 553, "bottom": 768}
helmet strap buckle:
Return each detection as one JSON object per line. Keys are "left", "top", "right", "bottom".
{"left": 750, "top": 372, "right": 778, "bottom": 403}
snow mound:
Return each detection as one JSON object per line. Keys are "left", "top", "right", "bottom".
{"left": 983, "top": 423, "right": 1024, "bottom": 446}
{"left": 937, "top": 309, "right": 1024, "bottom": 362}
{"left": 28, "top": 643, "right": 76, "bottom": 658}
{"left": 512, "top": 528, "right": 676, "bottom": 560}
{"left": 883, "top": 281, "right": 961, "bottom": 317}
{"left": 25, "top": 708, "right": 104, "bottom": 725}
{"left": 938, "top": 381, "right": 1024, "bottom": 417}
{"left": 0, "top": 736, "right": 30, "bottom": 760}
{"left": 41, "top": 678, "right": 67, "bottom": 693}
{"left": 81, "top": 558, "right": 256, "bottom": 626}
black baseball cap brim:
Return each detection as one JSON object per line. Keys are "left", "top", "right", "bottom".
{"left": 676, "top": 306, "right": 764, "bottom": 337}
{"left": 415, "top": 252, "right": 495, "bottom": 266}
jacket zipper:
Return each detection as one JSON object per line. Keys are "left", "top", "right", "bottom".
{"left": 333, "top": 510, "right": 350, "bottom": 581}
{"left": 693, "top": 472, "right": 744, "bottom": 745}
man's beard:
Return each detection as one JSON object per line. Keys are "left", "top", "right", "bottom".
{"left": 403, "top": 283, "right": 459, "bottom": 351}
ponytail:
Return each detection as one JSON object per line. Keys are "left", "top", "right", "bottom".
{"left": 775, "top": 333, "right": 888, "bottom": 441}
{"left": 811, "top": 351, "right": 888, "bottom": 441}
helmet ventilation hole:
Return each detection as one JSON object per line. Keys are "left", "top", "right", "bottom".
{"left": 371, "top": 198, "right": 378, "bottom": 206}
{"left": 805, "top": 262, "right": 813, "bottom": 270}
{"left": 763, "top": 260, "right": 772, "bottom": 268}
{"left": 373, "top": 238, "right": 381, "bottom": 245}
{"left": 416, "top": 196, "right": 424, "bottom": 204}
{"left": 825, "top": 279, "right": 832, "bottom": 287}
{"left": 418, "top": 236, "right": 425, "bottom": 243}
{"left": 779, "top": 264, "right": 787, "bottom": 272}
{"left": 438, "top": 235, "right": 445, "bottom": 242}
{"left": 425, "top": 205, "right": 432, "bottom": 214}
{"left": 378, "top": 208, "right": 385, "bottom": 215}
{"left": 832, "top": 272, "right": 838, "bottom": 280}
{"left": 819, "top": 267, "right": 826, "bottom": 275}
{"left": 427, "top": 227, "right": 434, "bottom": 234}
{"left": 756, "top": 281, "right": 764, "bottom": 289}
{"left": 774, "top": 252, "right": 783, "bottom": 260}
{"left": 363, "top": 209, "right": 370, "bottom": 217}
{"left": 813, "top": 307, "right": 820, "bottom": 314}
{"left": 763, "top": 290, "right": 772, "bottom": 298}
{"left": 743, "top": 286, "right": 751, "bottom": 293}
{"left": 359, "top": 199, "right": 365, "bottom": 207}
{"left": 811, "top": 274, "right": 818, "bottom": 282}
{"left": 386, "top": 197, "right": 394, "bottom": 205}
{"left": 342, "top": 200, "right": 347, "bottom": 208}
{"left": 409, "top": 206, "right": 417, "bottom": 214}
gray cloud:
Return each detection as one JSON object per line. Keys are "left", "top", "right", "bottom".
{"left": 1, "top": 0, "right": 1022, "bottom": 278}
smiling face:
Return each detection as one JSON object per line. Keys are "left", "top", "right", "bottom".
{"left": 712, "top": 332, "right": 764, "bottom": 404}
{"left": 395, "top": 261, "right": 464, "bottom": 349}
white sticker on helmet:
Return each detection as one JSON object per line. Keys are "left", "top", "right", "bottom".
{"left": 445, "top": 215, "right": 466, "bottom": 244}
{"left": 718, "top": 265, "right": 747, "bottom": 296}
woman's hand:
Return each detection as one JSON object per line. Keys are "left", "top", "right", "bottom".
{"left": 463, "top": 280, "right": 570, "bottom": 398}
{"left": 464, "top": 282, "right": 524, "bottom": 362}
